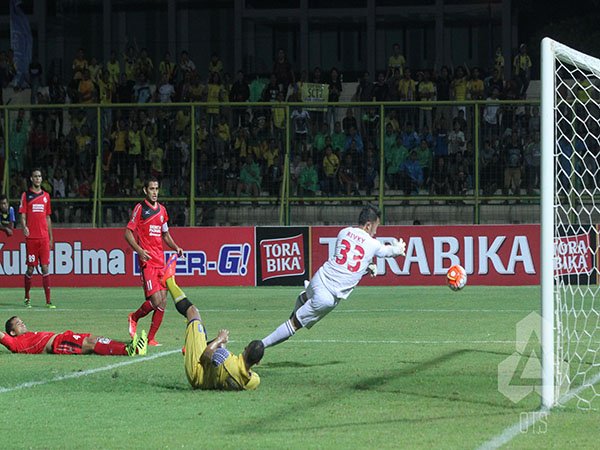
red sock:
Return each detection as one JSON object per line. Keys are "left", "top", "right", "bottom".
{"left": 148, "top": 306, "right": 164, "bottom": 342}
{"left": 132, "top": 300, "right": 154, "bottom": 321}
{"left": 42, "top": 274, "right": 51, "bottom": 303}
{"left": 24, "top": 274, "right": 32, "bottom": 299}
{"left": 93, "top": 338, "right": 127, "bottom": 356}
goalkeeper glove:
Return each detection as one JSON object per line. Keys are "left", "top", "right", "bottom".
{"left": 390, "top": 238, "right": 406, "bottom": 257}
{"left": 367, "top": 262, "right": 377, "bottom": 277}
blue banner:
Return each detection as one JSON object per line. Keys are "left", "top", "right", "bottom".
{"left": 9, "top": 0, "right": 32, "bottom": 88}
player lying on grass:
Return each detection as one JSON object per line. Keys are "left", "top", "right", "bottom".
{"left": 260, "top": 204, "right": 406, "bottom": 349}
{"left": 162, "top": 264, "right": 264, "bottom": 390}
{"left": 0, "top": 316, "right": 148, "bottom": 356}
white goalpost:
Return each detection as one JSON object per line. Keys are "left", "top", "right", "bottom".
{"left": 541, "top": 38, "right": 600, "bottom": 409}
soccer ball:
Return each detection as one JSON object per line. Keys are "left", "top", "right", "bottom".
{"left": 447, "top": 264, "right": 467, "bottom": 291}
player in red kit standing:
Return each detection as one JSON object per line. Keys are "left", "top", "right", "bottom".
{"left": 19, "top": 168, "right": 55, "bottom": 308}
{"left": 126, "top": 177, "right": 183, "bottom": 346}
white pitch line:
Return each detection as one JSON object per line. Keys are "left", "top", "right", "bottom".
{"left": 476, "top": 370, "right": 600, "bottom": 450}
{"left": 0, "top": 307, "right": 533, "bottom": 313}
{"left": 0, "top": 349, "right": 180, "bottom": 394}
{"left": 289, "top": 339, "right": 524, "bottom": 345}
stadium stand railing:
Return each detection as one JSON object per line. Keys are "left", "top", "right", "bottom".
{"left": 0, "top": 99, "right": 540, "bottom": 227}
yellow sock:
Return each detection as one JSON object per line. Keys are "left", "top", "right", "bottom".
{"left": 166, "top": 277, "right": 186, "bottom": 302}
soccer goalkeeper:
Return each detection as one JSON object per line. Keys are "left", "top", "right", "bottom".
{"left": 260, "top": 204, "right": 406, "bottom": 349}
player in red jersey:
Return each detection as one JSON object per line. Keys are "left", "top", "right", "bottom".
{"left": 125, "top": 177, "right": 183, "bottom": 346}
{"left": 19, "top": 168, "right": 55, "bottom": 308}
{"left": 0, "top": 316, "right": 148, "bottom": 356}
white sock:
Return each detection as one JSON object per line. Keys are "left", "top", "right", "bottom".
{"left": 262, "top": 319, "right": 296, "bottom": 348}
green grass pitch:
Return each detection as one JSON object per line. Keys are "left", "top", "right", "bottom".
{"left": 0, "top": 285, "right": 598, "bottom": 449}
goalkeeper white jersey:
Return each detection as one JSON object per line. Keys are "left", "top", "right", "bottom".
{"left": 317, "top": 226, "right": 396, "bottom": 299}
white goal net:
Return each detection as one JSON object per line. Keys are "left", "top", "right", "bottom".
{"left": 542, "top": 38, "right": 600, "bottom": 409}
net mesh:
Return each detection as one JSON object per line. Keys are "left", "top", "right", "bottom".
{"left": 554, "top": 49, "right": 600, "bottom": 409}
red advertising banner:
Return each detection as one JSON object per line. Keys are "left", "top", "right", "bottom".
{"left": 0, "top": 227, "right": 255, "bottom": 287}
{"left": 259, "top": 234, "right": 305, "bottom": 281}
{"left": 310, "top": 225, "right": 541, "bottom": 286}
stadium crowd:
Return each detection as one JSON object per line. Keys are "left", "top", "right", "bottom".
{"left": 0, "top": 42, "right": 544, "bottom": 223}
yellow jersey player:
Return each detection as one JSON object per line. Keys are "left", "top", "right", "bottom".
{"left": 162, "top": 259, "right": 263, "bottom": 390}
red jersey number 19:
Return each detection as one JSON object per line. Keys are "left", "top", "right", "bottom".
{"left": 334, "top": 239, "right": 365, "bottom": 273}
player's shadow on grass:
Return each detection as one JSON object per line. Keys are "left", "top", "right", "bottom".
{"left": 354, "top": 348, "right": 521, "bottom": 409}
{"left": 261, "top": 360, "right": 343, "bottom": 369}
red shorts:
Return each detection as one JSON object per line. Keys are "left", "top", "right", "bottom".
{"left": 25, "top": 238, "right": 50, "bottom": 267}
{"left": 141, "top": 264, "right": 166, "bottom": 298}
{"left": 52, "top": 331, "right": 91, "bottom": 354}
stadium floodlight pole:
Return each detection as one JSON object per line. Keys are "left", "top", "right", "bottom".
{"left": 540, "top": 37, "right": 555, "bottom": 408}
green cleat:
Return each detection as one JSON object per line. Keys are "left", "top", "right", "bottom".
{"left": 137, "top": 330, "right": 148, "bottom": 356}
{"left": 46, "top": 303, "right": 56, "bottom": 309}
{"left": 24, "top": 299, "right": 31, "bottom": 308}
{"left": 126, "top": 333, "right": 140, "bottom": 357}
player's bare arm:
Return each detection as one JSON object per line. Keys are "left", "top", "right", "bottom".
{"left": 125, "top": 228, "right": 150, "bottom": 262}
{"left": 200, "top": 329, "right": 229, "bottom": 364}
{"left": 162, "top": 231, "right": 183, "bottom": 257}
{"left": 0, "top": 223, "right": 13, "bottom": 236}
{"left": 21, "top": 212, "right": 29, "bottom": 237}
{"left": 47, "top": 215, "right": 53, "bottom": 248}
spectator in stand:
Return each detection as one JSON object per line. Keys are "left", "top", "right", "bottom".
{"left": 298, "top": 158, "right": 319, "bottom": 197}
{"left": 483, "top": 87, "right": 501, "bottom": 142}
{"left": 355, "top": 71, "right": 373, "bottom": 102}
{"left": 485, "top": 67, "right": 505, "bottom": 98}
{"left": 158, "top": 51, "right": 176, "bottom": 84}
{"left": 450, "top": 66, "right": 468, "bottom": 120}
{"left": 503, "top": 132, "right": 523, "bottom": 196}
{"left": 116, "top": 72, "right": 134, "bottom": 103}
{"left": 88, "top": 57, "right": 101, "bottom": 84}
{"left": 123, "top": 44, "right": 138, "bottom": 83}
{"left": 156, "top": 73, "right": 175, "bottom": 103}
{"left": 291, "top": 107, "right": 311, "bottom": 157}
{"left": 415, "top": 139, "right": 433, "bottom": 185}
{"left": 363, "top": 143, "right": 378, "bottom": 196}
{"left": 311, "top": 66, "right": 323, "bottom": 84}
{"left": 0, "top": 194, "right": 16, "bottom": 236}
{"left": 372, "top": 72, "right": 389, "bottom": 102}
{"left": 467, "top": 67, "right": 485, "bottom": 100}
{"left": 398, "top": 68, "right": 416, "bottom": 125}
{"left": 344, "top": 126, "right": 364, "bottom": 155}
{"left": 387, "top": 43, "right": 406, "bottom": 78}
{"left": 447, "top": 121, "right": 466, "bottom": 156}
{"left": 29, "top": 122, "right": 49, "bottom": 167}
{"left": 481, "top": 151, "right": 503, "bottom": 196}
{"left": 178, "top": 50, "right": 196, "bottom": 80}
{"left": 342, "top": 109, "right": 358, "bottom": 135}
{"left": 330, "top": 121, "right": 346, "bottom": 154}
{"left": 434, "top": 66, "right": 452, "bottom": 124}
{"left": 290, "top": 154, "right": 306, "bottom": 196}
{"left": 400, "top": 150, "right": 424, "bottom": 196}
{"left": 28, "top": 58, "right": 43, "bottom": 104}
{"left": 224, "top": 156, "right": 240, "bottom": 196}
{"left": 8, "top": 117, "right": 29, "bottom": 176}
{"left": 416, "top": 70, "right": 435, "bottom": 133}
{"left": 429, "top": 156, "right": 450, "bottom": 196}
{"left": 206, "top": 72, "right": 224, "bottom": 126}
{"left": 106, "top": 50, "right": 121, "bottom": 85}
{"left": 78, "top": 69, "right": 97, "bottom": 104}
{"left": 400, "top": 122, "right": 419, "bottom": 151}
{"left": 322, "top": 145, "right": 339, "bottom": 196}
{"left": 328, "top": 67, "right": 343, "bottom": 127}
{"left": 208, "top": 52, "right": 223, "bottom": 77}
{"left": 494, "top": 46, "right": 505, "bottom": 79}
{"left": 338, "top": 153, "right": 360, "bottom": 196}
{"left": 513, "top": 44, "right": 532, "bottom": 98}
{"left": 74, "top": 124, "right": 92, "bottom": 174}
{"left": 231, "top": 70, "right": 250, "bottom": 127}
{"left": 273, "top": 48, "right": 294, "bottom": 95}
{"left": 237, "top": 154, "right": 261, "bottom": 199}
{"left": 133, "top": 73, "right": 152, "bottom": 103}
{"left": 72, "top": 48, "right": 88, "bottom": 81}
{"left": 136, "top": 48, "right": 154, "bottom": 81}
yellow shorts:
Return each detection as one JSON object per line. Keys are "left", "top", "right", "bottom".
{"left": 184, "top": 319, "right": 207, "bottom": 388}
